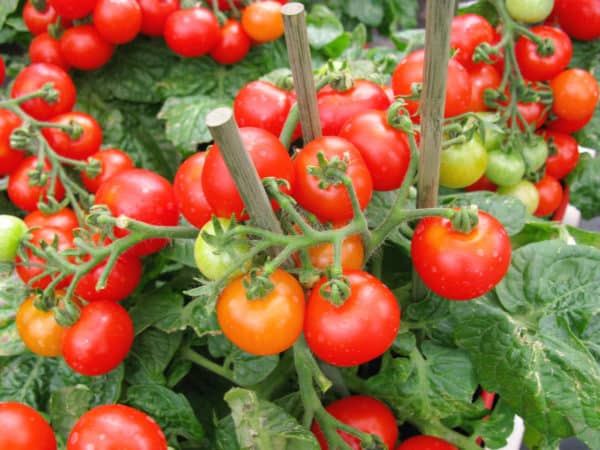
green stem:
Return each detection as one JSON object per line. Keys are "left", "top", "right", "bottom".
{"left": 182, "top": 347, "right": 237, "bottom": 384}
{"left": 279, "top": 103, "right": 299, "bottom": 148}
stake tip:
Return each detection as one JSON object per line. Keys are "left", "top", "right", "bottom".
{"left": 281, "top": 2, "right": 304, "bottom": 16}
{"left": 206, "top": 107, "right": 234, "bottom": 128}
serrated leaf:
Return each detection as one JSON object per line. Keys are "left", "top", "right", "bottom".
{"left": 566, "top": 153, "right": 600, "bottom": 220}
{"left": 230, "top": 350, "right": 279, "bottom": 387}
{"left": 128, "top": 286, "right": 184, "bottom": 335}
{"left": 306, "top": 5, "right": 345, "bottom": 49}
{"left": 345, "top": 0, "right": 384, "bottom": 27}
{"left": 49, "top": 385, "right": 94, "bottom": 440}
{"left": 471, "top": 399, "right": 517, "bottom": 450}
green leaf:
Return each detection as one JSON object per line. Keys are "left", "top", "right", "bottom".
{"left": 181, "top": 285, "right": 221, "bottom": 338}
{"left": 457, "top": 0, "right": 499, "bottom": 25}
{"left": 0, "top": 275, "right": 27, "bottom": 357}
{"left": 384, "top": 0, "right": 419, "bottom": 31}
{"left": 0, "top": 0, "right": 18, "bottom": 28}
{"left": 230, "top": 350, "right": 279, "bottom": 387}
{"left": 129, "top": 286, "right": 185, "bottom": 335}
{"left": 306, "top": 5, "right": 345, "bottom": 49}
{"left": 566, "top": 153, "right": 600, "bottom": 220}
{"left": 345, "top": 0, "right": 384, "bottom": 27}
{"left": 165, "top": 239, "right": 198, "bottom": 268}
{"left": 214, "top": 415, "right": 241, "bottom": 450}
{"left": 49, "top": 385, "right": 94, "bottom": 441}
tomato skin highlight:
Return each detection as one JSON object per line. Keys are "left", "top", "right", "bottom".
{"left": 411, "top": 211, "right": 511, "bottom": 301}
{"left": 0, "top": 402, "right": 57, "bottom": 450}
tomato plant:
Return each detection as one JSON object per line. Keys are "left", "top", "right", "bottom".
{"left": 0, "top": 402, "right": 57, "bottom": 450}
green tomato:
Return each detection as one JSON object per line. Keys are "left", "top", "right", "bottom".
{"left": 498, "top": 179, "right": 540, "bottom": 215}
{"left": 0, "top": 215, "right": 28, "bottom": 263}
{"left": 194, "top": 217, "right": 251, "bottom": 281}
{"left": 440, "top": 136, "right": 488, "bottom": 189}
{"left": 521, "top": 136, "right": 549, "bottom": 172}
{"left": 475, "top": 112, "right": 505, "bottom": 151}
{"left": 485, "top": 150, "right": 526, "bottom": 187}
{"left": 506, "top": 0, "right": 554, "bottom": 23}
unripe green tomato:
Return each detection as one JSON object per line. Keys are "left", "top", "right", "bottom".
{"left": 475, "top": 112, "right": 505, "bottom": 151}
{"left": 498, "top": 179, "right": 540, "bottom": 214}
{"left": 0, "top": 215, "right": 28, "bottom": 262}
{"left": 506, "top": 0, "right": 554, "bottom": 23}
{"left": 194, "top": 217, "right": 251, "bottom": 281}
{"left": 485, "top": 150, "right": 526, "bottom": 187}
{"left": 522, "top": 136, "right": 549, "bottom": 172}
{"left": 439, "top": 136, "right": 488, "bottom": 189}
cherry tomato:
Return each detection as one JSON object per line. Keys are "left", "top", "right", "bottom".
{"left": 94, "top": 168, "right": 180, "bottom": 257}
{"left": 534, "top": 175, "right": 563, "bottom": 217}
{"left": 138, "top": 0, "right": 180, "bottom": 36}
{"left": 468, "top": 64, "right": 501, "bottom": 112}
{"left": 42, "top": 112, "right": 103, "bottom": 160}
{"left": 81, "top": 148, "right": 134, "bottom": 193}
{"left": 210, "top": 20, "right": 252, "bottom": 65}
{"left": 550, "top": 69, "right": 599, "bottom": 121}
{"left": 450, "top": 14, "right": 495, "bottom": 70}
{"left": 299, "top": 231, "right": 365, "bottom": 272}
{"left": 515, "top": 99, "right": 547, "bottom": 130}
{"left": 11, "top": 63, "right": 76, "bottom": 120}
{"left": 0, "top": 108, "right": 25, "bottom": 176}
{"left": 16, "top": 293, "right": 65, "bottom": 357}
{"left": 539, "top": 129, "right": 579, "bottom": 179}
{"left": 515, "top": 26, "right": 572, "bottom": 82}
{"left": 506, "top": 0, "right": 553, "bottom": 23}
{"left": 293, "top": 136, "right": 372, "bottom": 223}
{"left": 396, "top": 435, "right": 457, "bottom": 450}
{"left": 23, "top": 0, "right": 60, "bottom": 35}
{"left": 67, "top": 404, "right": 167, "bottom": 450}
{"left": 8, "top": 156, "right": 66, "bottom": 211}
{"left": 241, "top": 1, "right": 284, "bottom": 43}
{"left": 62, "top": 300, "right": 134, "bottom": 376}
{"left": 439, "top": 136, "right": 487, "bottom": 189}
{"left": 173, "top": 152, "right": 213, "bottom": 229}
{"left": 48, "top": 0, "right": 96, "bottom": 19}
{"left": 0, "top": 402, "right": 57, "bottom": 450}
{"left": 497, "top": 179, "right": 540, "bottom": 215}
{"left": 411, "top": 211, "right": 511, "bottom": 300}
{"left": 465, "top": 174, "right": 497, "bottom": 192}
{"left": 485, "top": 149, "right": 525, "bottom": 187}
{"left": 0, "top": 215, "right": 28, "bottom": 263}
{"left": 94, "top": 0, "right": 142, "bottom": 44}
{"left": 29, "top": 32, "right": 71, "bottom": 71}
{"left": 60, "top": 25, "right": 115, "bottom": 71}
{"left": 217, "top": 269, "right": 305, "bottom": 356}
{"left": 24, "top": 207, "right": 79, "bottom": 233}
{"left": 556, "top": 0, "right": 600, "bottom": 41}
{"left": 545, "top": 112, "right": 593, "bottom": 134}
{"left": 164, "top": 8, "right": 220, "bottom": 58}
{"left": 521, "top": 135, "right": 549, "bottom": 172}
{"left": 312, "top": 396, "right": 398, "bottom": 450}
{"left": 0, "top": 56, "right": 4, "bottom": 86}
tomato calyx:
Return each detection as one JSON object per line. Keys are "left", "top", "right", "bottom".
{"left": 307, "top": 151, "right": 349, "bottom": 190}
{"left": 318, "top": 272, "right": 351, "bottom": 305}
{"left": 31, "top": 0, "right": 47, "bottom": 13}
{"left": 450, "top": 205, "right": 480, "bottom": 234}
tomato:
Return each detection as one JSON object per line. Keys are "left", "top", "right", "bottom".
{"left": 24, "top": 207, "right": 78, "bottom": 232}
{"left": 485, "top": 149, "right": 525, "bottom": 187}
{"left": 465, "top": 174, "right": 497, "bottom": 192}
{"left": 94, "top": 0, "right": 142, "bottom": 44}
{"left": 392, "top": 49, "right": 471, "bottom": 118}
{"left": 473, "top": 112, "right": 504, "bottom": 150}
{"left": 556, "top": 0, "right": 600, "bottom": 41}
{"left": 29, "top": 32, "right": 71, "bottom": 71}
{"left": 16, "top": 226, "right": 74, "bottom": 289}
{"left": 81, "top": 148, "right": 134, "bottom": 193}
{"left": 515, "top": 26, "right": 572, "bottom": 82}
{"left": 338, "top": 110, "right": 411, "bottom": 191}
{"left": 312, "top": 396, "right": 398, "bottom": 450}
{"left": 545, "top": 112, "right": 593, "bottom": 134}
{"left": 173, "top": 152, "right": 213, "bottom": 229}
{"left": 521, "top": 135, "right": 548, "bottom": 172}
{"left": 8, "top": 156, "right": 66, "bottom": 211}
{"left": 539, "top": 130, "right": 579, "bottom": 179}
{"left": 217, "top": 269, "right": 305, "bottom": 356}
{"left": 60, "top": 25, "right": 115, "bottom": 71}
{"left": 42, "top": 112, "right": 103, "bottom": 160}
{"left": 550, "top": 69, "right": 599, "bottom": 121}
{"left": 241, "top": 1, "right": 284, "bottom": 43}
{"left": 233, "top": 80, "right": 294, "bottom": 137}
{"left": 210, "top": 20, "right": 252, "bottom": 65}
{"left": 411, "top": 211, "right": 511, "bottom": 300}
{"left": 450, "top": 14, "right": 495, "bottom": 70}
{"left": 0, "top": 56, "right": 4, "bottom": 86}
{"left": 16, "top": 293, "right": 65, "bottom": 357}
{"left": 317, "top": 79, "right": 391, "bottom": 136}
{"left": 0, "top": 402, "right": 57, "bottom": 450}
{"left": 0, "top": 108, "right": 25, "bottom": 176}
{"left": 468, "top": 64, "right": 501, "bottom": 112}
{"left": 439, "top": 136, "right": 487, "bottom": 189}
{"left": 516, "top": 99, "right": 547, "bottom": 130}
{"left": 305, "top": 270, "right": 400, "bottom": 366}
{"left": 0, "top": 215, "right": 28, "bottom": 262}
{"left": 94, "top": 168, "right": 180, "bottom": 257}
{"left": 11, "top": 63, "right": 76, "bottom": 120}
{"left": 396, "top": 435, "right": 457, "bottom": 450}
{"left": 506, "top": 0, "right": 553, "bottom": 23}
{"left": 138, "top": 0, "right": 179, "bottom": 36}
{"left": 497, "top": 179, "right": 540, "bottom": 215}
{"left": 202, "top": 127, "right": 295, "bottom": 220}
{"left": 164, "top": 8, "right": 220, "bottom": 58}
{"left": 299, "top": 231, "right": 365, "bottom": 272}
{"left": 534, "top": 175, "right": 563, "bottom": 217}
{"left": 62, "top": 300, "right": 134, "bottom": 376}
{"left": 48, "top": 0, "right": 96, "bottom": 19}
{"left": 23, "top": 0, "right": 59, "bottom": 35}
{"left": 67, "top": 404, "right": 167, "bottom": 450}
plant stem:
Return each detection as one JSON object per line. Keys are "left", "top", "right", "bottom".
{"left": 182, "top": 347, "right": 236, "bottom": 384}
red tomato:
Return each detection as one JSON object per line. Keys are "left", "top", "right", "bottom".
{"left": 138, "top": 0, "right": 180, "bottom": 36}
{"left": 551, "top": 68, "right": 599, "bottom": 121}
{"left": 396, "top": 435, "right": 457, "bottom": 450}
{"left": 0, "top": 56, "right": 4, "bottom": 86}
{"left": 11, "top": 63, "right": 76, "bottom": 120}
{"left": 467, "top": 64, "right": 501, "bottom": 112}
{"left": 539, "top": 129, "right": 579, "bottom": 179}
{"left": 450, "top": 14, "right": 495, "bottom": 70}
{"left": 0, "top": 108, "right": 25, "bottom": 176}
{"left": 164, "top": 8, "right": 220, "bottom": 58}
{"left": 29, "top": 32, "right": 71, "bottom": 71}
{"left": 312, "top": 396, "right": 398, "bottom": 450}
{"left": 292, "top": 136, "right": 372, "bottom": 222}
{"left": 465, "top": 174, "right": 497, "bottom": 192}
{"left": 48, "top": 0, "right": 96, "bottom": 19}
{"left": 0, "top": 402, "right": 57, "bottom": 450}
{"left": 210, "top": 20, "right": 251, "bottom": 65}
{"left": 317, "top": 79, "right": 390, "bottom": 136}
{"left": 411, "top": 211, "right": 511, "bottom": 300}
{"left": 304, "top": 270, "right": 400, "bottom": 367}
{"left": 556, "top": 0, "right": 600, "bottom": 41}
{"left": 42, "top": 112, "right": 103, "bottom": 160}
{"left": 392, "top": 49, "right": 471, "bottom": 118}
{"left": 515, "top": 25, "right": 572, "bottom": 82}
{"left": 534, "top": 175, "right": 563, "bottom": 217}
{"left": 94, "top": 0, "right": 142, "bottom": 44}
{"left": 81, "top": 148, "right": 134, "bottom": 193}
{"left": 545, "top": 112, "right": 593, "bottom": 134}
{"left": 8, "top": 156, "right": 65, "bottom": 211}
{"left": 173, "top": 152, "right": 213, "bottom": 229}
{"left": 516, "top": 100, "right": 547, "bottom": 130}
{"left": 23, "top": 0, "right": 60, "bottom": 35}
{"left": 202, "top": 127, "right": 295, "bottom": 220}
{"left": 67, "top": 404, "right": 167, "bottom": 450}
{"left": 24, "top": 207, "right": 79, "bottom": 233}
{"left": 60, "top": 25, "right": 115, "bottom": 71}
{"left": 62, "top": 301, "right": 134, "bottom": 376}
{"left": 338, "top": 110, "right": 411, "bottom": 191}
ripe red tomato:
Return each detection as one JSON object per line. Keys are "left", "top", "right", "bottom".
{"left": 8, "top": 156, "right": 65, "bottom": 211}
{"left": 24, "top": 207, "right": 79, "bottom": 233}
{"left": 0, "top": 56, "right": 4, "bottom": 86}
{"left": 29, "top": 32, "right": 71, "bottom": 71}
{"left": 217, "top": 269, "right": 305, "bottom": 356}
{"left": 94, "top": 168, "right": 179, "bottom": 256}
{"left": 317, "top": 79, "right": 391, "bottom": 136}
{"left": 450, "top": 14, "right": 495, "bottom": 70}
{"left": 392, "top": 49, "right": 471, "bottom": 118}
{"left": 202, "top": 127, "right": 295, "bottom": 220}
{"left": 94, "top": 0, "right": 142, "bottom": 44}
{"left": 411, "top": 211, "right": 511, "bottom": 300}
{"left": 48, "top": 0, "right": 96, "bottom": 19}
{"left": 16, "top": 293, "right": 65, "bottom": 357}
{"left": 534, "top": 175, "right": 563, "bottom": 217}
{"left": 11, "top": 63, "right": 76, "bottom": 120}
{"left": 60, "top": 25, "right": 115, "bottom": 71}
{"left": 62, "top": 300, "right": 134, "bottom": 376}
{"left": 81, "top": 148, "right": 134, "bottom": 193}
{"left": 515, "top": 25, "right": 572, "bottom": 82}
{"left": 67, "top": 404, "right": 167, "bottom": 450}
{"left": 312, "top": 396, "right": 398, "bottom": 450}
{"left": 138, "top": 0, "right": 180, "bottom": 36}
{"left": 241, "top": 1, "right": 284, "bottom": 43}
{"left": 539, "top": 129, "right": 579, "bottom": 179}
{"left": 550, "top": 68, "right": 599, "bottom": 121}
{"left": 173, "top": 152, "right": 213, "bottom": 229}
{"left": 42, "top": 112, "right": 103, "bottom": 160}
{"left": 0, "top": 402, "right": 57, "bottom": 450}
{"left": 338, "top": 110, "right": 411, "bottom": 191}
{"left": 0, "top": 108, "right": 25, "bottom": 176}
{"left": 304, "top": 270, "right": 400, "bottom": 367}
{"left": 396, "top": 435, "right": 457, "bottom": 450}
{"left": 465, "top": 174, "right": 497, "bottom": 192}
{"left": 23, "top": 0, "right": 60, "bottom": 35}
{"left": 293, "top": 136, "right": 373, "bottom": 222}
{"left": 468, "top": 64, "right": 501, "bottom": 112}
{"left": 298, "top": 232, "right": 365, "bottom": 272}
{"left": 555, "top": 0, "right": 600, "bottom": 41}
{"left": 164, "top": 8, "right": 220, "bottom": 58}
{"left": 545, "top": 112, "right": 593, "bottom": 134}
{"left": 210, "top": 20, "right": 252, "bottom": 65}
